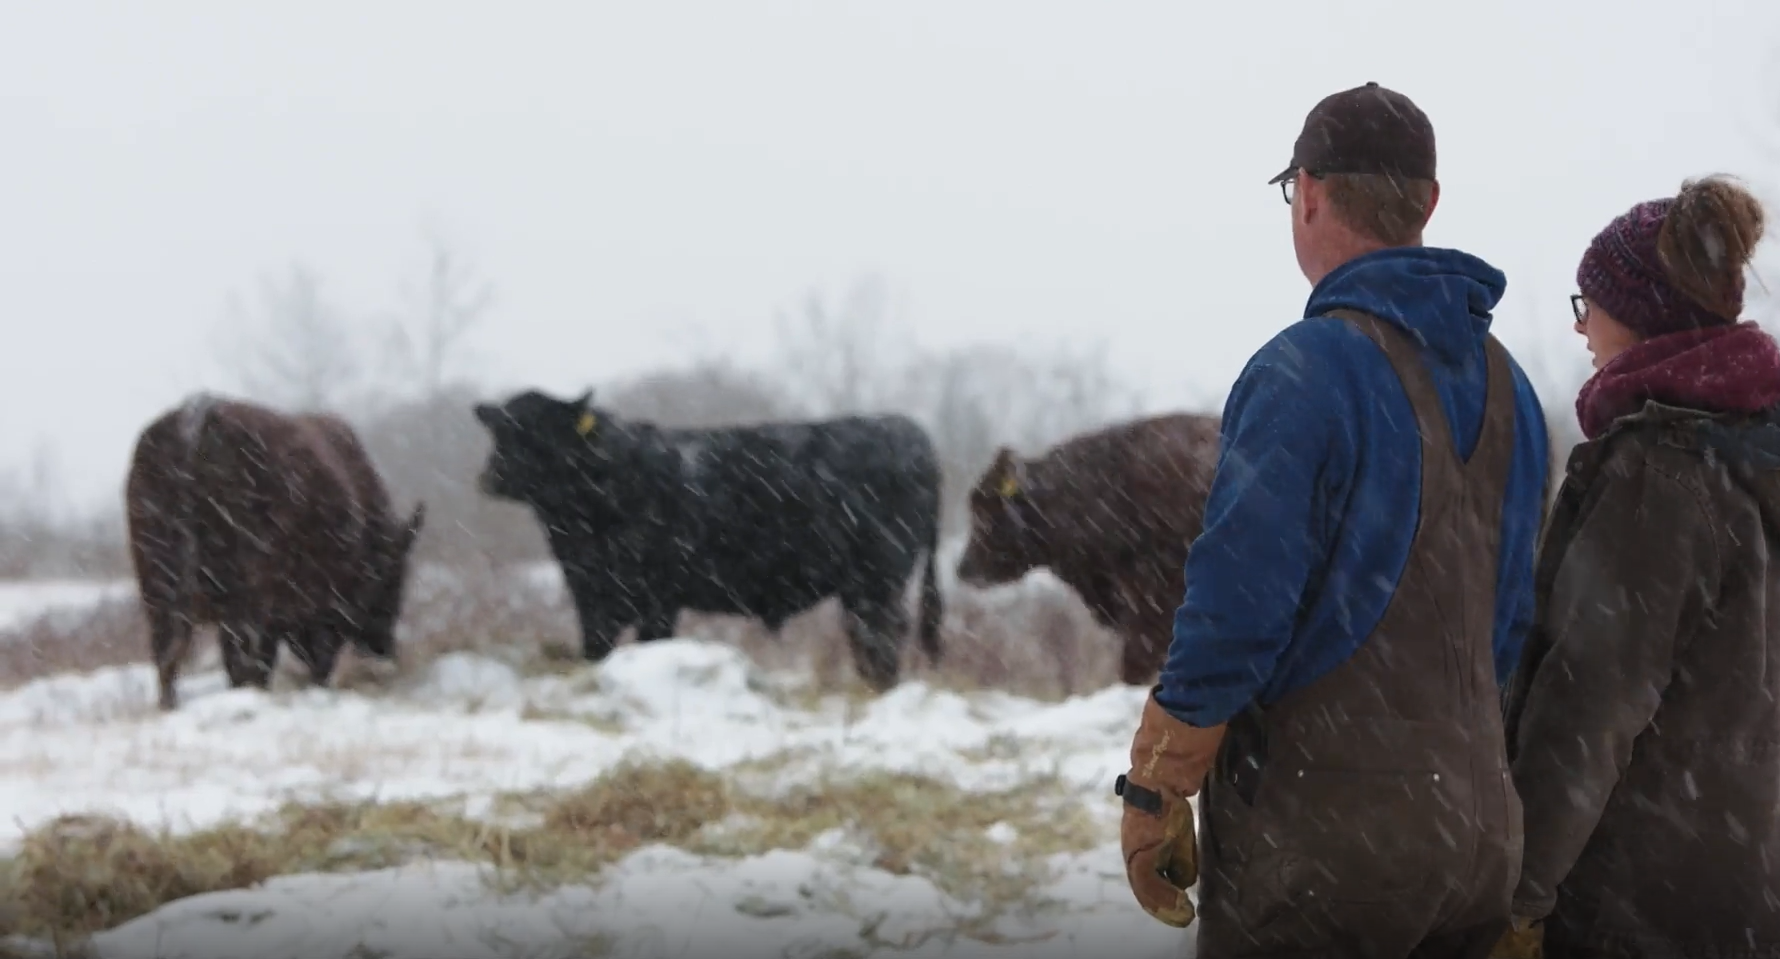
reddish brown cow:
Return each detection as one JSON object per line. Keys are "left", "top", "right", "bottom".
{"left": 124, "top": 394, "right": 426, "bottom": 710}
{"left": 956, "top": 413, "right": 1221, "bottom": 686}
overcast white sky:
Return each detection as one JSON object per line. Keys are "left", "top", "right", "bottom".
{"left": 3, "top": 0, "right": 1778, "bottom": 517}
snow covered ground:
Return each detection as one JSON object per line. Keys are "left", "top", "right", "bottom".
{"left": 0, "top": 579, "right": 1194, "bottom": 959}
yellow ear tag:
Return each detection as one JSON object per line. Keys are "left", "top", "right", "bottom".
{"left": 998, "top": 475, "right": 1020, "bottom": 498}
{"left": 576, "top": 412, "right": 597, "bottom": 437}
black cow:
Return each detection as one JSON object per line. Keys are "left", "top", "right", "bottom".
{"left": 472, "top": 389, "right": 944, "bottom": 691}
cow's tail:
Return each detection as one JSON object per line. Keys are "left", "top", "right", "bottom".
{"left": 917, "top": 513, "right": 944, "bottom": 667}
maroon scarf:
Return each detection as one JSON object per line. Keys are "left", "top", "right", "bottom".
{"left": 1576, "top": 322, "right": 1780, "bottom": 440}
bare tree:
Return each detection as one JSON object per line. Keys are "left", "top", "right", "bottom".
{"left": 383, "top": 232, "right": 496, "bottom": 399}
{"left": 217, "top": 262, "right": 360, "bottom": 412}
{"left": 772, "top": 274, "right": 908, "bottom": 416}
{"left": 603, "top": 360, "right": 805, "bottom": 428}
{"left": 0, "top": 443, "right": 131, "bottom": 579}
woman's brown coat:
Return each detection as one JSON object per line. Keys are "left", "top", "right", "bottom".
{"left": 1505, "top": 400, "right": 1780, "bottom": 956}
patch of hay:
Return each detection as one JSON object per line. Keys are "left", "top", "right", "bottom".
{"left": 0, "top": 814, "right": 276, "bottom": 947}
{"left": 699, "top": 769, "right": 1099, "bottom": 916}
{"left": 542, "top": 758, "right": 731, "bottom": 847}
{"left": 0, "top": 757, "right": 1099, "bottom": 945}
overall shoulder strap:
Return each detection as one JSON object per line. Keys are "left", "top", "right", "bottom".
{"left": 1322, "top": 308, "right": 1456, "bottom": 469}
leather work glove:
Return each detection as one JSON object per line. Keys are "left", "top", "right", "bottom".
{"left": 1488, "top": 917, "right": 1544, "bottom": 959}
{"left": 1117, "top": 689, "right": 1227, "bottom": 928}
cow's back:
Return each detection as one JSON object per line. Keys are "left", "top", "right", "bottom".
{"left": 299, "top": 413, "right": 396, "bottom": 548}
{"left": 1037, "top": 412, "right": 1221, "bottom": 564}
{"left": 793, "top": 413, "right": 940, "bottom": 522}
{"left": 133, "top": 397, "right": 370, "bottom": 621}
{"left": 651, "top": 413, "right": 941, "bottom": 614}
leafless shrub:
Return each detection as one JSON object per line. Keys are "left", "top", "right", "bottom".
{"left": 600, "top": 359, "right": 806, "bottom": 429}
{"left": 0, "top": 516, "right": 129, "bottom": 581}
{"left": 0, "top": 448, "right": 130, "bottom": 580}
{"left": 0, "top": 554, "right": 1123, "bottom": 707}
{"left": 213, "top": 262, "right": 364, "bottom": 414}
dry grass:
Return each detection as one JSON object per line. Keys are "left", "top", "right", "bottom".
{"left": 693, "top": 768, "right": 1100, "bottom": 919}
{"left": 0, "top": 599, "right": 146, "bottom": 687}
{"left": 0, "top": 561, "right": 1124, "bottom": 702}
{"left": 0, "top": 756, "right": 1100, "bottom": 946}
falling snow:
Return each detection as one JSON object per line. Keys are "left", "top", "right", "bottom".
{"left": 0, "top": 578, "right": 1191, "bottom": 959}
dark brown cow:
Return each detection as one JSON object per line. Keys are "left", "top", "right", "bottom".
{"left": 955, "top": 413, "right": 1221, "bottom": 686}
{"left": 124, "top": 394, "right": 426, "bottom": 710}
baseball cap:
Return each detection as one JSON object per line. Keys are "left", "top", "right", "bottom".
{"left": 1267, "top": 81, "right": 1436, "bottom": 185}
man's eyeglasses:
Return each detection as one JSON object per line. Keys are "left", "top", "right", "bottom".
{"left": 1279, "top": 170, "right": 1323, "bottom": 205}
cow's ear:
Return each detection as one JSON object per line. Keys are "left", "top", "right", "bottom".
{"left": 987, "top": 447, "right": 1023, "bottom": 498}
{"left": 570, "top": 391, "right": 599, "bottom": 437}
{"left": 472, "top": 403, "right": 498, "bottom": 427}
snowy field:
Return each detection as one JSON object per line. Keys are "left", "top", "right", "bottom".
{"left": 0, "top": 577, "right": 1193, "bottom": 959}
{"left": 0, "top": 578, "right": 134, "bottom": 633}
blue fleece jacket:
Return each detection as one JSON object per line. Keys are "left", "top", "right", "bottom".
{"left": 1156, "top": 247, "right": 1550, "bottom": 728}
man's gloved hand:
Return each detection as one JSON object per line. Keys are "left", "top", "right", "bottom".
{"left": 1488, "top": 917, "right": 1544, "bottom": 959}
{"left": 1118, "top": 690, "right": 1227, "bottom": 928}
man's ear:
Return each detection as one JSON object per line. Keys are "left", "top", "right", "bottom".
{"left": 1297, "top": 173, "right": 1320, "bottom": 227}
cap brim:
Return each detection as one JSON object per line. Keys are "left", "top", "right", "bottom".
{"left": 1266, "top": 162, "right": 1298, "bottom": 185}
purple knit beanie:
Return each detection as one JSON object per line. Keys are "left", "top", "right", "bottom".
{"left": 1576, "top": 197, "right": 1738, "bottom": 338}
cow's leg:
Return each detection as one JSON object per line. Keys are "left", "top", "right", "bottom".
{"left": 219, "top": 621, "right": 276, "bottom": 690}
{"left": 275, "top": 621, "right": 334, "bottom": 687}
{"left": 218, "top": 621, "right": 252, "bottom": 687}
{"left": 842, "top": 595, "right": 909, "bottom": 693}
{"left": 572, "top": 596, "right": 625, "bottom": 662}
{"left": 257, "top": 626, "right": 282, "bottom": 684}
{"left": 633, "top": 607, "right": 677, "bottom": 644}
{"left": 302, "top": 629, "right": 346, "bottom": 687}
{"left": 558, "top": 563, "right": 631, "bottom": 662}
{"left": 148, "top": 606, "right": 195, "bottom": 712}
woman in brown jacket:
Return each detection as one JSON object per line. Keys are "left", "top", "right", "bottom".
{"left": 1504, "top": 175, "right": 1780, "bottom": 957}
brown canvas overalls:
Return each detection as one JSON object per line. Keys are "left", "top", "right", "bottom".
{"left": 1194, "top": 310, "right": 1524, "bottom": 959}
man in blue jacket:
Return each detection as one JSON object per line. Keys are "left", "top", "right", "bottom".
{"left": 1116, "top": 83, "right": 1550, "bottom": 957}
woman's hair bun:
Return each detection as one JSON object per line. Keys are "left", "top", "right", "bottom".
{"left": 1658, "top": 174, "right": 1767, "bottom": 319}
